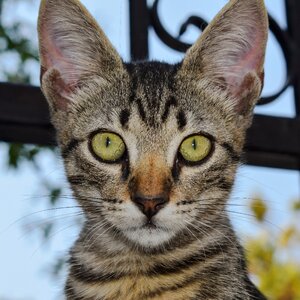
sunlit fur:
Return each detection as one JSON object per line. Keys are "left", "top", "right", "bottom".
{"left": 38, "top": 0, "right": 268, "bottom": 299}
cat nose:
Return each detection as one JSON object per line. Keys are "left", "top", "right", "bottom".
{"left": 132, "top": 194, "right": 168, "bottom": 220}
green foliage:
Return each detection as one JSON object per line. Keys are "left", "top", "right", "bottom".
{"left": 0, "top": 0, "right": 65, "bottom": 263}
{"left": 51, "top": 257, "right": 67, "bottom": 278}
{"left": 0, "top": 0, "right": 58, "bottom": 192}
{"left": 50, "top": 188, "right": 62, "bottom": 205}
{"left": 0, "top": 0, "right": 38, "bottom": 83}
{"left": 0, "top": 22, "right": 38, "bottom": 60}
{"left": 8, "top": 144, "right": 41, "bottom": 168}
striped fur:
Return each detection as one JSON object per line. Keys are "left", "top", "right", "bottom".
{"left": 38, "top": 0, "right": 268, "bottom": 299}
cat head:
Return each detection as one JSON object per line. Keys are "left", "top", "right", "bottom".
{"left": 38, "top": 0, "right": 268, "bottom": 250}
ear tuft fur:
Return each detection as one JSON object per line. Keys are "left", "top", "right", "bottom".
{"left": 180, "top": 0, "right": 268, "bottom": 115}
{"left": 38, "top": 0, "right": 123, "bottom": 111}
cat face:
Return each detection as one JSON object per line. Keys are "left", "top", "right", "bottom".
{"left": 38, "top": 0, "right": 268, "bottom": 250}
{"left": 59, "top": 62, "right": 244, "bottom": 248}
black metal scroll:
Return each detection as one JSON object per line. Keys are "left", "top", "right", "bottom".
{"left": 150, "top": 0, "right": 293, "bottom": 105}
{"left": 0, "top": 0, "right": 299, "bottom": 170}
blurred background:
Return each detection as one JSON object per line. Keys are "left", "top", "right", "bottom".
{"left": 0, "top": 0, "right": 299, "bottom": 299}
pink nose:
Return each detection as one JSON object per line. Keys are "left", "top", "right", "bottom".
{"left": 132, "top": 194, "right": 168, "bottom": 220}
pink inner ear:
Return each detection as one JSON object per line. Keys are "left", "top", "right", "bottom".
{"left": 53, "top": 71, "right": 74, "bottom": 111}
{"left": 40, "top": 23, "right": 79, "bottom": 90}
{"left": 226, "top": 33, "right": 265, "bottom": 97}
{"left": 40, "top": 23, "right": 80, "bottom": 111}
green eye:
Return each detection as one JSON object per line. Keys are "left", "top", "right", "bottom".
{"left": 91, "top": 132, "right": 126, "bottom": 162}
{"left": 179, "top": 135, "right": 212, "bottom": 163}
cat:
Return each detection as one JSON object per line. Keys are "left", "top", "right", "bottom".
{"left": 38, "top": 0, "right": 268, "bottom": 299}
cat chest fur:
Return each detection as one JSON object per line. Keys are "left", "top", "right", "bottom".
{"left": 66, "top": 233, "right": 248, "bottom": 300}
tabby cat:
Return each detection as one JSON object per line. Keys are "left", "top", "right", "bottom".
{"left": 38, "top": 0, "right": 268, "bottom": 299}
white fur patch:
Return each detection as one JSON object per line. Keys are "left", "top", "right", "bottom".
{"left": 117, "top": 202, "right": 185, "bottom": 248}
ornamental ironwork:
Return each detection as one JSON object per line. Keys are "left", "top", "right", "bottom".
{"left": 0, "top": 0, "right": 299, "bottom": 170}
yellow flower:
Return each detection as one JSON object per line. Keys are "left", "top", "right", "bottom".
{"left": 250, "top": 197, "right": 267, "bottom": 222}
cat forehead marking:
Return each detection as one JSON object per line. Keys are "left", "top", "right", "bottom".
{"left": 124, "top": 61, "right": 184, "bottom": 128}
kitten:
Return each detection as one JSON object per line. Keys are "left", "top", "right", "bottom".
{"left": 38, "top": 0, "right": 268, "bottom": 299}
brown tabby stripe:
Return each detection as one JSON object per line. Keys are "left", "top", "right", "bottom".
{"left": 65, "top": 283, "right": 86, "bottom": 300}
{"left": 121, "top": 159, "right": 130, "bottom": 180}
{"left": 127, "top": 65, "right": 138, "bottom": 104}
{"left": 69, "top": 240, "right": 228, "bottom": 286}
{"left": 68, "top": 175, "right": 85, "bottom": 185}
{"left": 208, "top": 162, "right": 228, "bottom": 173}
{"left": 145, "top": 272, "right": 203, "bottom": 299}
{"left": 161, "top": 96, "right": 177, "bottom": 122}
{"left": 135, "top": 97, "right": 146, "bottom": 121}
{"left": 61, "top": 138, "right": 81, "bottom": 158}
{"left": 70, "top": 266, "right": 124, "bottom": 284}
{"left": 171, "top": 159, "right": 181, "bottom": 181}
{"left": 190, "top": 264, "right": 232, "bottom": 299}
{"left": 69, "top": 257, "right": 125, "bottom": 283}
{"left": 74, "top": 156, "right": 105, "bottom": 178}
{"left": 119, "top": 108, "right": 131, "bottom": 127}
{"left": 203, "top": 176, "right": 232, "bottom": 191}
{"left": 67, "top": 175, "right": 99, "bottom": 186}
{"left": 176, "top": 199, "right": 198, "bottom": 206}
{"left": 220, "top": 142, "right": 240, "bottom": 162}
{"left": 146, "top": 241, "right": 229, "bottom": 276}
{"left": 218, "top": 177, "right": 233, "bottom": 191}
{"left": 176, "top": 110, "right": 187, "bottom": 129}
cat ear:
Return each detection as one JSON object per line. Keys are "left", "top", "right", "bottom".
{"left": 38, "top": 0, "right": 124, "bottom": 111}
{"left": 180, "top": 0, "right": 268, "bottom": 115}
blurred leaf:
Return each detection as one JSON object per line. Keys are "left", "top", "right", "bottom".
{"left": 7, "top": 144, "right": 41, "bottom": 168}
{"left": 279, "top": 226, "right": 296, "bottom": 248}
{"left": 42, "top": 223, "right": 53, "bottom": 240}
{"left": 8, "top": 143, "right": 24, "bottom": 168}
{"left": 292, "top": 200, "right": 300, "bottom": 211}
{"left": 50, "top": 188, "right": 61, "bottom": 205}
{"left": 5, "top": 70, "right": 31, "bottom": 84}
{"left": 51, "top": 257, "right": 66, "bottom": 278}
{"left": 250, "top": 196, "right": 267, "bottom": 222}
{"left": 26, "top": 147, "right": 40, "bottom": 161}
{"left": 247, "top": 237, "right": 274, "bottom": 272}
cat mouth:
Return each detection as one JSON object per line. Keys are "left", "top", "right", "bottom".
{"left": 124, "top": 221, "right": 175, "bottom": 247}
{"left": 142, "top": 220, "right": 158, "bottom": 229}
{"left": 127, "top": 221, "right": 167, "bottom": 232}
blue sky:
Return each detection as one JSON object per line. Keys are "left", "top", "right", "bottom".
{"left": 0, "top": 1, "right": 299, "bottom": 299}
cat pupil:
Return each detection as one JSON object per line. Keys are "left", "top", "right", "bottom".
{"left": 192, "top": 139, "right": 197, "bottom": 150}
{"left": 105, "top": 137, "right": 111, "bottom": 148}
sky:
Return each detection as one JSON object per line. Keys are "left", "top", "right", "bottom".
{"left": 0, "top": 0, "right": 299, "bottom": 299}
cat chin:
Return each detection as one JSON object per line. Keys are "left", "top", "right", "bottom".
{"left": 123, "top": 227, "right": 176, "bottom": 248}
